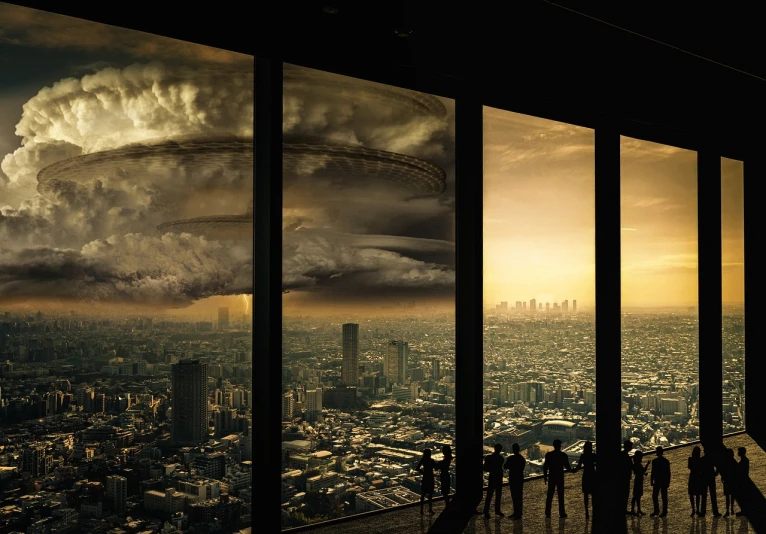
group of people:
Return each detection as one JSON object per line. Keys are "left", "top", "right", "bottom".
{"left": 415, "top": 445, "right": 453, "bottom": 514}
{"left": 456, "top": 439, "right": 752, "bottom": 521}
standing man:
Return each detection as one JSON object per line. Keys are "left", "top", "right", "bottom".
{"left": 483, "top": 443, "right": 505, "bottom": 518}
{"left": 650, "top": 446, "right": 671, "bottom": 517}
{"left": 543, "top": 439, "right": 571, "bottom": 518}
{"left": 699, "top": 446, "right": 721, "bottom": 517}
{"left": 504, "top": 443, "right": 526, "bottom": 520}
{"left": 622, "top": 440, "right": 634, "bottom": 515}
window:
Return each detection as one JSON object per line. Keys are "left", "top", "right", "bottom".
{"left": 483, "top": 107, "right": 595, "bottom": 476}
{"left": 721, "top": 158, "right": 745, "bottom": 433}
{"left": 280, "top": 64, "right": 455, "bottom": 528}
{"left": 620, "top": 137, "right": 699, "bottom": 447}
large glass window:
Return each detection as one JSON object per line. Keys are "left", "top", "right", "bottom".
{"left": 281, "top": 64, "right": 456, "bottom": 528}
{"left": 483, "top": 107, "right": 595, "bottom": 478}
{"left": 721, "top": 158, "right": 745, "bottom": 433}
{"left": 620, "top": 137, "right": 699, "bottom": 448}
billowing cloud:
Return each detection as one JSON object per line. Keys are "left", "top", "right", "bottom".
{"left": 0, "top": 233, "right": 252, "bottom": 307}
{"left": 282, "top": 229, "right": 454, "bottom": 292}
{"left": 0, "top": 62, "right": 254, "bottom": 307}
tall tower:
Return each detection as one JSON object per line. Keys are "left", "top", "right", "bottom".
{"left": 171, "top": 360, "right": 209, "bottom": 446}
{"left": 384, "top": 341, "right": 409, "bottom": 385}
{"left": 107, "top": 475, "right": 128, "bottom": 514}
{"left": 529, "top": 298, "right": 537, "bottom": 313}
{"left": 562, "top": 300, "right": 569, "bottom": 313}
{"left": 573, "top": 299, "right": 577, "bottom": 312}
{"left": 217, "top": 307, "right": 229, "bottom": 331}
{"left": 341, "top": 323, "right": 359, "bottom": 386}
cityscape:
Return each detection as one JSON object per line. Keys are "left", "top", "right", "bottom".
{"left": 279, "top": 304, "right": 745, "bottom": 528}
{"left": 0, "top": 305, "right": 253, "bottom": 533}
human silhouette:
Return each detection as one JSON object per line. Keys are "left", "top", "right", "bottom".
{"left": 543, "top": 439, "right": 571, "bottom": 518}
{"left": 630, "top": 450, "right": 650, "bottom": 515}
{"left": 575, "top": 440, "right": 596, "bottom": 520}
{"left": 417, "top": 448, "right": 437, "bottom": 514}
{"left": 622, "top": 440, "right": 634, "bottom": 515}
{"left": 504, "top": 442, "right": 526, "bottom": 520}
{"left": 483, "top": 443, "right": 505, "bottom": 518}
{"left": 721, "top": 447, "right": 736, "bottom": 517}
{"left": 699, "top": 447, "right": 721, "bottom": 517}
{"left": 650, "top": 446, "right": 671, "bottom": 517}
{"left": 437, "top": 444, "right": 453, "bottom": 507}
{"left": 687, "top": 445, "right": 703, "bottom": 517}
{"left": 735, "top": 447, "right": 749, "bottom": 517}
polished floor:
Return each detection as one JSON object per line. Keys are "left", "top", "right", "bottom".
{"left": 295, "top": 434, "right": 763, "bottom": 534}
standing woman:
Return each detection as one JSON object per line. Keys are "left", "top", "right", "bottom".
{"left": 438, "top": 445, "right": 453, "bottom": 506}
{"left": 575, "top": 440, "right": 596, "bottom": 520}
{"left": 417, "top": 449, "right": 437, "bottom": 514}
{"left": 630, "top": 450, "right": 651, "bottom": 515}
{"left": 687, "top": 446, "right": 703, "bottom": 517}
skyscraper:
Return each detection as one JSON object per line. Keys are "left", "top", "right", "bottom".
{"left": 217, "top": 307, "right": 229, "bottom": 331}
{"left": 573, "top": 299, "right": 578, "bottom": 312}
{"left": 306, "top": 388, "right": 323, "bottom": 422}
{"left": 432, "top": 358, "right": 440, "bottom": 380}
{"left": 515, "top": 301, "right": 522, "bottom": 311}
{"left": 530, "top": 298, "right": 537, "bottom": 313}
{"left": 384, "top": 340, "right": 409, "bottom": 385}
{"left": 171, "top": 360, "right": 209, "bottom": 447}
{"left": 341, "top": 323, "right": 359, "bottom": 386}
{"left": 107, "top": 475, "right": 128, "bottom": 514}
{"left": 562, "top": 299, "right": 569, "bottom": 313}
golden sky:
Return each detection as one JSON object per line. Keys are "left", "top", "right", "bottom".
{"left": 483, "top": 107, "right": 745, "bottom": 309}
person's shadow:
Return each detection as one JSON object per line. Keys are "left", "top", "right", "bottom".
{"left": 420, "top": 511, "right": 433, "bottom": 534}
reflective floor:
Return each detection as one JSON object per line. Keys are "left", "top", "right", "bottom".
{"left": 296, "top": 434, "right": 762, "bottom": 534}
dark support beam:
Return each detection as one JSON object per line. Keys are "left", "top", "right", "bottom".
{"left": 254, "top": 56, "right": 282, "bottom": 526}
{"left": 594, "top": 123, "right": 625, "bottom": 532}
{"left": 454, "top": 85, "right": 484, "bottom": 513}
{"left": 698, "top": 150, "right": 723, "bottom": 451}
{"left": 744, "top": 156, "right": 762, "bottom": 445}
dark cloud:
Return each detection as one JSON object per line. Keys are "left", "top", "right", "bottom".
{"left": 0, "top": 234, "right": 251, "bottom": 307}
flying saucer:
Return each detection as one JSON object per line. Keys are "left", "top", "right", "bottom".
{"left": 283, "top": 63, "right": 447, "bottom": 118}
{"left": 283, "top": 136, "right": 446, "bottom": 195}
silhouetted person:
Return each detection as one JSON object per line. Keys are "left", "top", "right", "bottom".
{"left": 699, "top": 447, "right": 720, "bottom": 517}
{"left": 417, "top": 448, "right": 437, "bottom": 514}
{"left": 504, "top": 443, "right": 526, "bottom": 520}
{"left": 622, "top": 440, "right": 634, "bottom": 515}
{"left": 575, "top": 440, "right": 596, "bottom": 520}
{"left": 687, "top": 445, "right": 703, "bottom": 517}
{"left": 630, "top": 450, "right": 650, "bottom": 515}
{"left": 735, "top": 447, "right": 749, "bottom": 517}
{"left": 650, "top": 446, "right": 671, "bottom": 517}
{"left": 438, "top": 445, "right": 453, "bottom": 507}
{"left": 544, "top": 439, "right": 571, "bottom": 518}
{"left": 722, "top": 447, "right": 736, "bottom": 517}
{"left": 483, "top": 443, "right": 505, "bottom": 518}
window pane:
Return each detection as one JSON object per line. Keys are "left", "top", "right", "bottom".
{"left": 483, "top": 107, "right": 595, "bottom": 480}
{"left": 281, "top": 64, "right": 455, "bottom": 528}
{"left": 620, "top": 137, "right": 698, "bottom": 448}
{"left": 722, "top": 158, "right": 745, "bottom": 433}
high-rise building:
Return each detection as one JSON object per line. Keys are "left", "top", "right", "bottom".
{"left": 341, "top": 323, "right": 359, "bottom": 386}
{"left": 217, "top": 307, "right": 229, "bottom": 331}
{"left": 171, "top": 360, "right": 209, "bottom": 446}
{"left": 500, "top": 301, "right": 508, "bottom": 311}
{"left": 562, "top": 300, "right": 569, "bottom": 313}
{"left": 107, "top": 475, "right": 128, "bottom": 514}
{"left": 22, "top": 444, "right": 48, "bottom": 478}
{"left": 529, "top": 298, "right": 536, "bottom": 313}
{"left": 545, "top": 302, "right": 550, "bottom": 312}
{"left": 573, "top": 299, "right": 578, "bottom": 312}
{"left": 306, "top": 388, "right": 323, "bottom": 422}
{"left": 432, "top": 358, "right": 440, "bottom": 380}
{"left": 384, "top": 341, "right": 408, "bottom": 385}
{"left": 515, "top": 301, "right": 522, "bottom": 311}
{"left": 523, "top": 301, "right": 526, "bottom": 311}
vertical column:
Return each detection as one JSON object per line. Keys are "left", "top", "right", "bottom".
{"left": 454, "top": 85, "right": 484, "bottom": 511}
{"left": 254, "top": 56, "right": 282, "bottom": 524}
{"left": 698, "top": 150, "right": 723, "bottom": 450}
{"left": 743, "top": 155, "right": 761, "bottom": 443}
{"left": 594, "top": 123, "right": 624, "bottom": 531}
